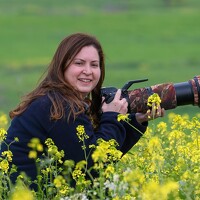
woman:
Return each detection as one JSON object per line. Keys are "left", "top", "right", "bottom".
{"left": 1, "top": 33, "right": 164, "bottom": 188}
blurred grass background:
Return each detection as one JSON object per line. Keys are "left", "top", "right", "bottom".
{"left": 0, "top": 0, "right": 200, "bottom": 120}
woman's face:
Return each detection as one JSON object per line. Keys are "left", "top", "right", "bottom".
{"left": 64, "top": 45, "right": 101, "bottom": 97}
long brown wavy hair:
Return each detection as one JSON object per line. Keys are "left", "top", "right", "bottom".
{"left": 10, "top": 33, "right": 105, "bottom": 126}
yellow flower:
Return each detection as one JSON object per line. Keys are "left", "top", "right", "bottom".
{"left": 63, "top": 160, "right": 75, "bottom": 168}
{"left": 28, "top": 150, "right": 37, "bottom": 159}
{"left": 141, "top": 180, "right": 179, "bottom": 200}
{"left": 147, "top": 93, "right": 161, "bottom": 108}
{"left": 76, "top": 160, "right": 87, "bottom": 170}
{"left": 28, "top": 138, "right": 43, "bottom": 152}
{"left": 54, "top": 175, "right": 66, "bottom": 188}
{"left": 1, "top": 150, "right": 13, "bottom": 162}
{"left": 117, "top": 114, "right": 130, "bottom": 122}
{"left": 10, "top": 181, "right": 34, "bottom": 200}
{"left": 27, "top": 138, "right": 44, "bottom": 160}
{"left": 36, "top": 143, "right": 43, "bottom": 152}
{"left": 0, "top": 128, "right": 7, "bottom": 142}
{"left": 191, "top": 116, "right": 200, "bottom": 129}
{"left": 45, "top": 138, "right": 65, "bottom": 163}
{"left": 72, "top": 168, "right": 85, "bottom": 182}
{"left": 14, "top": 137, "right": 19, "bottom": 142}
{"left": 45, "top": 138, "right": 54, "bottom": 146}
{"left": 92, "top": 139, "right": 122, "bottom": 164}
{"left": 171, "top": 114, "right": 189, "bottom": 130}
{"left": 146, "top": 93, "right": 161, "bottom": 119}
{"left": 157, "top": 122, "right": 167, "bottom": 134}
{"left": 0, "top": 114, "right": 8, "bottom": 127}
{"left": 105, "top": 164, "right": 115, "bottom": 178}
{"left": 76, "top": 125, "right": 89, "bottom": 141}
{"left": 148, "top": 137, "right": 162, "bottom": 150}
{"left": 0, "top": 159, "right": 9, "bottom": 173}
{"left": 168, "top": 130, "right": 185, "bottom": 143}
{"left": 123, "top": 168, "right": 145, "bottom": 189}
{"left": 59, "top": 185, "right": 70, "bottom": 195}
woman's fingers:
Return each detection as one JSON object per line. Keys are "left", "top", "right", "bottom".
{"left": 101, "top": 89, "right": 128, "bottom": 114}
{"left": 113, "top": 89, "right": 122, "bottom": 101}
{"left": 147, "top": 106, "right": 165, "bottom": 120}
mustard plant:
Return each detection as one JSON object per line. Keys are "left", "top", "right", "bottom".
{"left": 0, "top": 112, "right": 200, "bottom": 199}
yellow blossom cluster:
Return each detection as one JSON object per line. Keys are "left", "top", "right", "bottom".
{"left": 76, "top": 125, "right": 89, "bottom": 142}
{"left": 120, "top": 112, "right": 200, "bottom": 199}
{"left": 45, "top": 138, "right": 65, "bottom": 164}
{"left": 53, "top": 175, "right": 70, "bottom": 196}
{"left": 0, "top": 128, "right": 7, "bottom": 143}
{"left": 92, "top": 138, "right": 122, "bottom": 164}
{"left": 9, "top": 181, "right": 34, "bottom": 200}
{"left": 147, "top": 93, "right": 161, "bottom": 109}
{"left": 28, "top": 138, "right": 43, "bottom": 159}
{"left": 0, "top": 159, "right": 9, "bottom": 173}
{"left": 0, "top": 113, "right": 8, "bottom": 128}
{"left": 0, "top": 112, "right": 200, "bottom": 199}
{"left": 117, "top": 113, "right": 130, "bottom": 122}
{"left": 147, "top": 93, "right": 162, "bottom": 119}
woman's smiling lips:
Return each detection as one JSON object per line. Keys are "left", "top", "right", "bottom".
{"left": 78, "top": 78, "right": 92, "bottom": 83}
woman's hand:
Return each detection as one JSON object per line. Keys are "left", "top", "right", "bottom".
{"left": 135, "top": 106, "right": 165, "bottom": 124}
{"left": 101, "top": 89, "right": 128, "bottom": 114}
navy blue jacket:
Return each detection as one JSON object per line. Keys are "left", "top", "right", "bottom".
{"left": 1, "top": 95, "right": 147, "bottom": 183}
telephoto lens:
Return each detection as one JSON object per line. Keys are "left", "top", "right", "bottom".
{"left": 128, "top": 76, "right": 200, "bottom": 113}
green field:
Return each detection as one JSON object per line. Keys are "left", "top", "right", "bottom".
{"left": 0, "top": 0, "right": 200, "bottom": 118}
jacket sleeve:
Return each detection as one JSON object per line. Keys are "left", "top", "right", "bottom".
{"left": 48, "top": 110, "right": 148, "bottom": 168}
{"left": 48, "top": 111, "right": 127, "bottom": 165}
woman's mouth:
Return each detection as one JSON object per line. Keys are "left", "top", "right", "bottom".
{"left": 78, "top": 78, "right": 92, "bottom": 83}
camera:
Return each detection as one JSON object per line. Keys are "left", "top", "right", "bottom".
{"left": 101, "top": 79, "right": 148, "bottom": 104}
{"left": 101, "top": 76, "right": 200, "bottom": 113}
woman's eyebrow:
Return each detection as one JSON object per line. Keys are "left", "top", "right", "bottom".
{"left": 74, "top": 58, "right": 99, "bottom": 62}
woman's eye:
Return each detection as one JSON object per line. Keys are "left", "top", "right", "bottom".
{"left": 92, "top": 63, "right": 99, "bottom": 68}
{"left": 75, "top": 61, "right": 82, "bottom": 65}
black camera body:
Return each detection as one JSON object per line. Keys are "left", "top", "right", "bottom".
{"left": 101, "top": 79, "right": 148, "bottom": 104}
{"left": 101, "top": 87, "right": 118, "bottom": 103}
{"left": 101, "top": 87, "right": 129, "bottom": 103}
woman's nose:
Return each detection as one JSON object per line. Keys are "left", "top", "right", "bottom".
{"left": 83, "top": 64, "right": 92, "bottom": 74}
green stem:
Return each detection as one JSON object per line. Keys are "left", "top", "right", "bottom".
{"left": 125, "top": 120, "right": 144, "bottom": 136}
{"left": 99, "top": 167, "right": 105, "bottom": 200}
